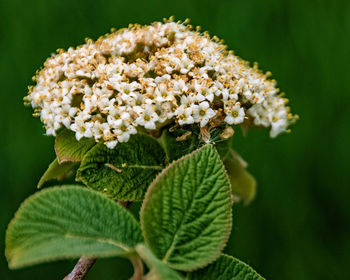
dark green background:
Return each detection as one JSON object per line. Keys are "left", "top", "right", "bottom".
{"left": 1, "top": 0, "right": 349, "bottom": 279}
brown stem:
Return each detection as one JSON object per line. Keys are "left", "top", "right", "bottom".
{"left": 63, "top": 257, "right": 96, "bottom": 280}
{"left": 129, "top": 256, "right": 144, "bottom": 280}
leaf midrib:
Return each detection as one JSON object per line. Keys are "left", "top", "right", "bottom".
{"left": 161, "top": 162, "right": 201, "bottom": 263}
{"left": 63, "top": 232, "right": 132, "bottom": 251}
{"left": 106, "top": 163, "right": 163, "bottom": 170}
{"left": 15, "top": 231, "right": 132, "bottom": 253}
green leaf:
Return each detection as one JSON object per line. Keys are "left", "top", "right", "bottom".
{"left": 76, "top": 134, "right": 166, "bottom": 201}
{"left": 55, "top": 129, "right": 96, "bottom": 163}
{"left": 141, "top": 145, "right": 232, "bottom": 271}
{"left": 224, "top": 157, "right": 256, "bottom": 205}
{"left": 159, "top": 126, "right": 202, "bottom": 163}
{"left": 37, "top": 158, "right": 77, "bottom": 188}
{"left": 187, "top": 254, "right": 265, "bottom": 280}
{"left": 5, "top": 186, "right": 143, "bottom": 269}
{"left": 136, "top": 244, "right": 184, "bottom": 280}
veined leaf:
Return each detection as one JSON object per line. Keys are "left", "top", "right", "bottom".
{"left": 55, "top": 129, "right": 96, "bottom": 163}
{"left": 76, "top": 134, "right": 166, "bottom": 201}
{"left": 187, "top": 254, "right": 265, "bottom": 280}
{"left": 37, "top": 158, "right": 77, "bottom": 188}
{"left": 136, "top": 244, "right": 184, "bottom": 280}
{"left": 141, "top": 145, "right": 232, "bottom": 271}
{"left": 224, "top": 157, "right": 256, "bottom": 205}
{"left": 5, "top": 186, "right": 143, "bottom": 269}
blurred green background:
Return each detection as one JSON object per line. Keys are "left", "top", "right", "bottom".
{"left": 1, "top": 0, "right": 349, "bottom": 279}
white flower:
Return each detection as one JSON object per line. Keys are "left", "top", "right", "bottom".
{"left": 54, "top": 105, "right": 77, "bottom": 128}
{"left": 193, "top": 101, "right": 216, "bottom": 127}
{"left": 172, "top": 79, "right": 188, "bottom": 94}
{"left": 175, "top": 104, "right": 195, "bottom": 125}
{"left": 100, "top": 122, "right": 113, "bottom": 140}
{"left": 247, "top": 104, "right": 270, "bottom": 127}
{"left": 154, "top": 83, "right": 175, "bottom": 103}
{"left": 224, "top": 102, "right": 245, "bottom": 125}
{"left": 192, "top": 80, "right": 214, "bottom": 102}
{"left": 135, "top": 105, "right": 159, "bottom": 130}
{"left": 179, "top": 54, "right": 195, "bottom": 74}
{"left": 91, "top": 121, "right": 104, "bottom": 140}
{"left": 157, "top": 102, "right": 175, "bottom": 123}
{"left": 106, "top": 140, "right": 118, "bottom": 149}
{"left": 209, "top": 81, "right": 230, "bottom": 101}
{"left": 115, "top": 81, "right": 140, "bottom": 99}
{"left": 268, "top": 107, "right": 288, "bottom": 138}
{"left": 270, "top": 119, "right": 287, "bottom": 138}
{"left": 114, "top": 120, "right": 137, "bottom": 142}
{"left": 45, "top": 124, "right": 57, "bottom": 136}
{"left": 71, "top": 117, "right": 93, "bottom": 140}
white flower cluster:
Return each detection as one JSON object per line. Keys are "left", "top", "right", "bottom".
{"left": 26, "top": 19, "right": 296, "bottom": 148}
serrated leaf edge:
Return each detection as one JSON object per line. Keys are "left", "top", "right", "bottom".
{"left": 185, "top": 254, "right": 266, "bottom": 280}
{"left": 5, "top": 185, "right": 139, "bottom": 269}
{"left": 140, "top": 144, "right": 233, "bottom": 272}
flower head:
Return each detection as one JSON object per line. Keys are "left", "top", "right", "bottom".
{"left": 25, "top": 19, "right": 297, "bottom": 148}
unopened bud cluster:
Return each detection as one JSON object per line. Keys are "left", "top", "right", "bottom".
{"left": 25, "top": 19, "right": 296, "bottom": 148}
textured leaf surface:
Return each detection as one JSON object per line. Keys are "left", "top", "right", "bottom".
{"left": 37, "top": 158, "right": 77, "bottom": 188}
{"left": 6, "top": 186, "right": 143, "bottom": 269}
{"left": 76, "top": 134, "right": 166, "bottom": 201}
{"left": 141, "top": 145, "right": 232, "bottom": 271}
{"left": 224, "top": 157, "right": 256, "bottom": 205}
{"left": 136, "top": 244, "right": 184, "bottom": 280}
{"left": 55, "top": 129, "right": 96, "bottom": 163}
{"left": 187, "top": 254, "right": 265, "bottom": 280}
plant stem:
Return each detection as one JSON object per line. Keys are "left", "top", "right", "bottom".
{"left": 63, "top": 257, "right": 96, "bottom": 280}
{"left": 130, "top": 256, "right": 144, "bottom": 280}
